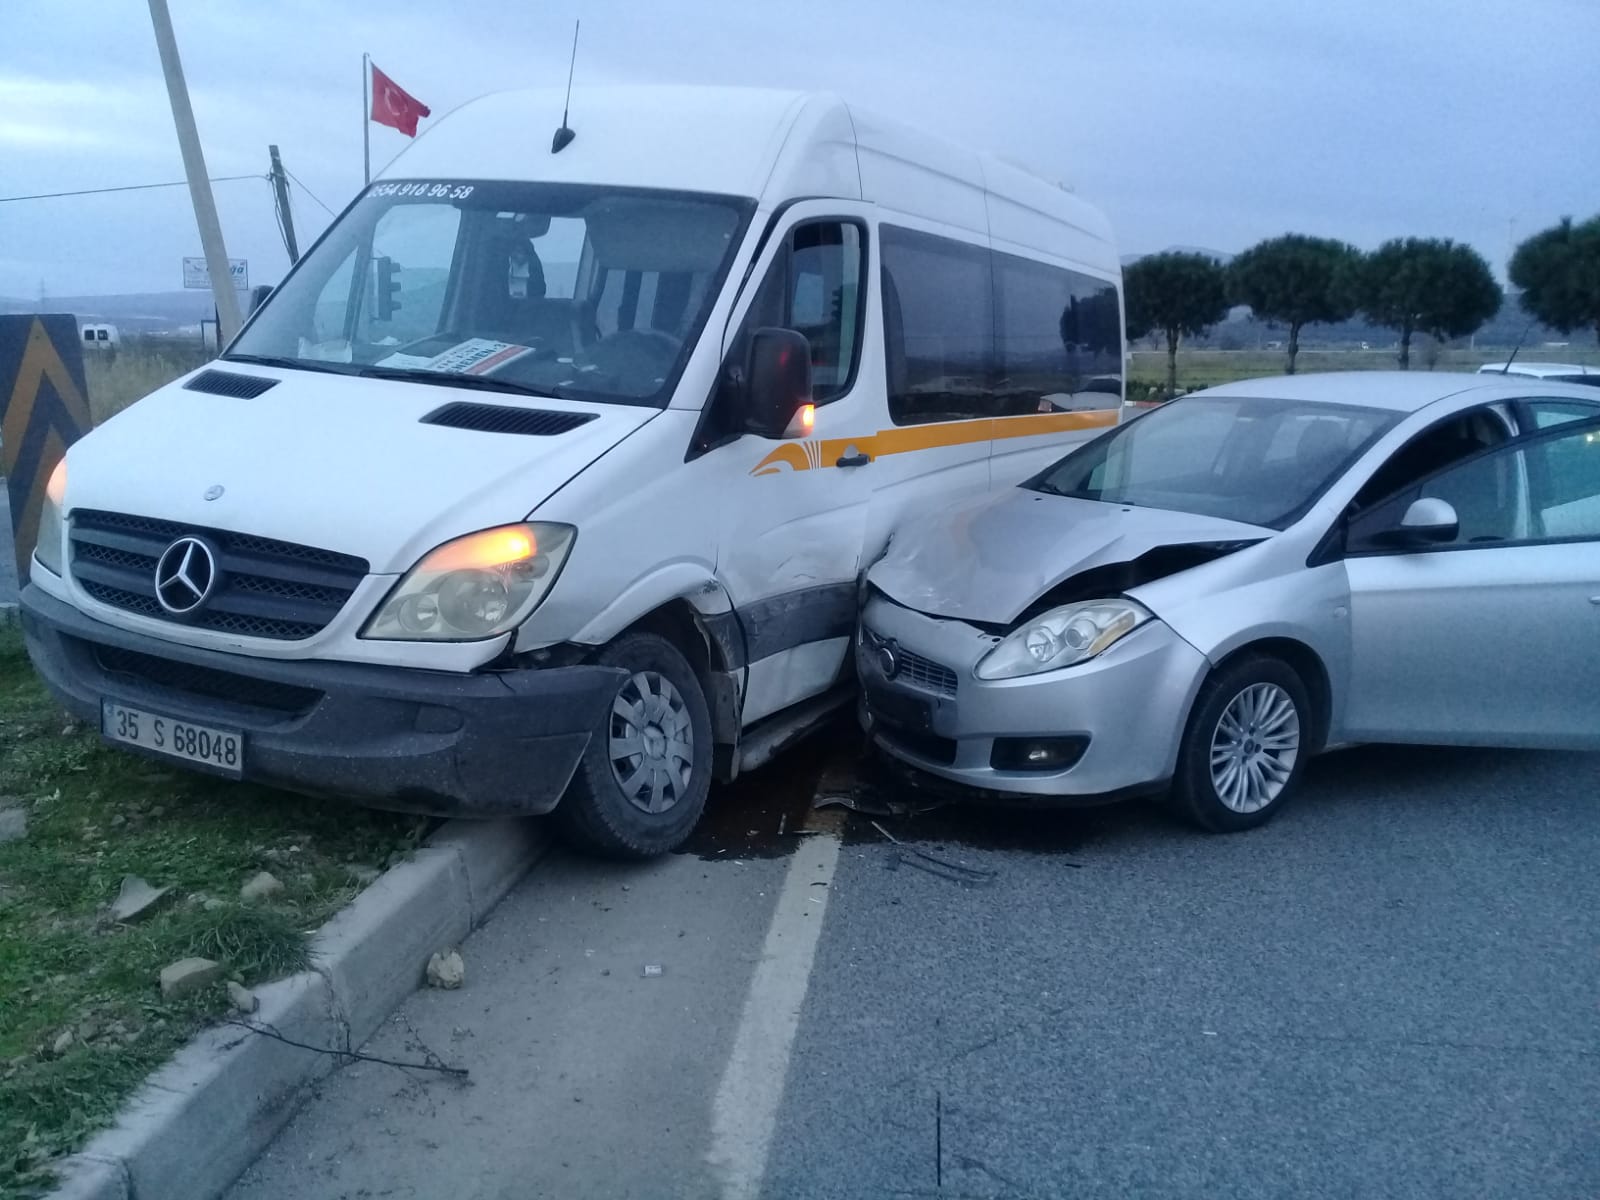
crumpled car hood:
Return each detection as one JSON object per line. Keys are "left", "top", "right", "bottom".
{"left": 867, "top": 488, "right": 1271, "bottom": 625}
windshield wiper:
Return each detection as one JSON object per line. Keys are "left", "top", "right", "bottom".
{"left": 224, "top": 354, "right": 360, "bottom": 376}
{"left": 355, "top": 366, "right": 566, "bottom": 400}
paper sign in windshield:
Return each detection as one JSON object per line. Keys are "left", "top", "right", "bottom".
{"left": 376, "top": 338, "right": 531, "bottom": 375}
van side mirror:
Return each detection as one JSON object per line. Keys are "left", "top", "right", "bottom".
{"left": 743, "top": 328, "right": 813, "bottom": 439}
{"left": 1382, "top": 497, "right": 1459, "bottom": 547}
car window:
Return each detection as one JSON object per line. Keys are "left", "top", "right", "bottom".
{"left": 881, "top": 225, "right": 994, "bottom": 424}
{"left": 1351, "top": 407, "right": 1512, "bottom": 511}
{"left": 1522, "top": 398, "right": 1600, "bottom": 430}
{"left": 1347, "top": 419, "right": 1600, "bottom": 551}
{"left": 1029, "top": 396, "right": 1397, "bottom": 529}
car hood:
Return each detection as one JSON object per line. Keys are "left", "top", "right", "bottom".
{"left": 62, "top": 366, "right": 651, "bottom": 575}
{"left": 866, "top": 488, "right": 1271, "bottom": 625}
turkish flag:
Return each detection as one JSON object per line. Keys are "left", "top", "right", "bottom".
{"left": 370, "top": 64, "right": 431, "bottom": 137}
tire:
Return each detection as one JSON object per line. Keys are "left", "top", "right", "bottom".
{"left": 1168, "top": 656, "right": 1313, "bottom": 833}
{"left": 553, "top": 632, "right": 713, "bottom": 859}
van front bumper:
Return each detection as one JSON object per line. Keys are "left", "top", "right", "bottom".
{"left": 19, "top": 584, "right": 623, "bottom": 817}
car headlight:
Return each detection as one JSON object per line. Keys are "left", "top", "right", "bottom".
{"left": 975, "top": 598, "right": 1152, "bottom": 680}
{"left": 32, "top": 459, "right": 67, "bottom": 578}
{"left": 362, "top": 523, "right": 575, "bottom": 641}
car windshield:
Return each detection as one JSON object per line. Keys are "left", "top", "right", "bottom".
{"left": 1028, "top": 395, "right": 1400, "bottom": 529}
{"left": 228, "top": 180, "right": 753, "bottom": 407}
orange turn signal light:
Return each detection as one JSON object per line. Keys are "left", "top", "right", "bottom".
{"left": 418, "top": 525, "right": 537, "bottom": 573}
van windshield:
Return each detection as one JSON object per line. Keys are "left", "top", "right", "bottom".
{"left": 228, "top": 180, "right": 753, "bottom": 407}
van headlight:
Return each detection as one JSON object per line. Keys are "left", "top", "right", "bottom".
{"left": 975, "top": 599, "right": 1151, "bottom": 680}
{"left": 363, "top": 523, "right": 575, "bottom": 641}
{"left": 32, "top": 460, "right": 68, "bottom": 578}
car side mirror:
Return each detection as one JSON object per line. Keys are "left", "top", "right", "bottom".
{"left": 1383, "top": 497, "right": 1459, "bottom": 547}
{"left": 742, "top": 328, "right": 813, "bottom": 439}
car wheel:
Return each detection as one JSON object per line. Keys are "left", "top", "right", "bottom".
{"left": 554, "top": 632, "right": 712, "bottom": 859}
{"left": 1169, "top": 656, "right": 1311, "bottom": 833}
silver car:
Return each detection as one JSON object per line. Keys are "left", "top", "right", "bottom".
{"left": 859, "top": 371, "right": 1600, "bottom": 831}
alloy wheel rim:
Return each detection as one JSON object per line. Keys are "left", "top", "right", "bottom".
{"left": 1209, "top": 682, "right": 1300, "bottom": 814}
{"left": 608, "top": 670, "right": 695, "bottom": 814}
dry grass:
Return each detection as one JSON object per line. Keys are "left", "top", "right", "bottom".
{"left": 83, "top": 343, "right": 212, "bottom": 424}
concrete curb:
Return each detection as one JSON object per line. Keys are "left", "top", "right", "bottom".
{"left": 46, "top": 817, "right": 552, "bottom": 1200}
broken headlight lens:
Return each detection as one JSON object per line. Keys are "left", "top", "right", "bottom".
{"left": 363, "top": 523, "right": 575, "bottom": 641}
{"left": 975, "top": 599, "right": 1152, "bottom": 680}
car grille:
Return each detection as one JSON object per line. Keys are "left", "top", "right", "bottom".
{"left": 87, "top": 641, "right": 322, "bottom": 717}
{"left": 895, "top": 647, "right": 958, "bottom": 698}
{"left": 69, "top": 510, "right": 368, "bottom": 642}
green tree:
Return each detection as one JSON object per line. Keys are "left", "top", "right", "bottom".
{"left": 1123, "top": 252, "right": 1229, "bottom": 395}
{"left": 1352, "top": 238, "right": 1502, "bottom": 369}
{"left": 1228, "top": 234, "right": 1359, "bottom": 374}
{"left": 1509, "top": 214, "right": 1600, "bottom": 341}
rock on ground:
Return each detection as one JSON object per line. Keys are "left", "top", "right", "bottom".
{"left": 226, "top": 981, "right": 259, "bottom": 1014}
{"left": 0, "top": 806, "right": 27, "bottom": 844}
{"left": 239, "top": 871, "right": 284, "bottom": 903}
{"left": 110, "top": 875, "right": 171, "bottom": 923}
{"left": 426, "top": 949, "right": 465, "bottom": 990}
{"left": 159, "top": 957, "right": 225, "bottom": 999}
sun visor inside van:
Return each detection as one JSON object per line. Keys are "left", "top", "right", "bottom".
{"left": 585, "top": 199, "right": 740, "bottom": 273}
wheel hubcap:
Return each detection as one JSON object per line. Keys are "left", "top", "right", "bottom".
{"left": 608, "top": 670, "right": 694, "bottom": 814}
{"left": 1209, "top": 682, "right": 1300, "bottom": 815}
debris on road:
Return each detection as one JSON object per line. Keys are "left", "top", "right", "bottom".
{"left": 227, "top": 981, "right": 260, "bottom": 1014}
{"left": 159, "top": 957, "right": 225, "bottom": 999}
{"left": 642, "top": 964, "right": 664, "bottom": 978}
{"left": 872, "top": 820, "right": 999, "bottom": 887}
{"left": 426, "top": 949, "right": 465, "bottom": 989}
{"left": 240, "top": 870, "right": 284, "bottom": 903}
{"left": 109, "top": 874, "right": 171, "bottom": 923}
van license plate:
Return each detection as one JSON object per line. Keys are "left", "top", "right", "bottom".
{"left": 101, "top": 702, "right": 244, "bottom": 778}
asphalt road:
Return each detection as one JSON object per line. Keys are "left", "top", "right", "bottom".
{"left": 227, "top": 731, "right": 1600, "bottom": 1200}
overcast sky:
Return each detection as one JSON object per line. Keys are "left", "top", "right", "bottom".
{"left": 3, "top": 0, "right": 1597, "bottom": 297}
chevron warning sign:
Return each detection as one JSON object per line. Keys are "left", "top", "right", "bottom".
{"left": 1, "top": 315, "right": 92, "bottom": 582}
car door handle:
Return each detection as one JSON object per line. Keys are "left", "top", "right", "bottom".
{"left": 835, "top": 452, "right": 872, "bottom": 468}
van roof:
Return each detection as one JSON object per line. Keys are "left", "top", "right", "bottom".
{"left": 381, "top": 85, "right": 1118, "bottom": 276}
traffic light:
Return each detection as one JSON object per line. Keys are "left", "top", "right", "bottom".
{"left": 375, "top": 256, "right": 402, "bottom": 320}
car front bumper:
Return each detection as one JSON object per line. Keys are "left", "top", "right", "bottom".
{"left": 20, "top": 584, "right": 624, "bottom": 817}
{"left": 857, "top": 593, "right": 1208, "bottom": 799}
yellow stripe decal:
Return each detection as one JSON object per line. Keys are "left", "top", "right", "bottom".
{"left": 748, "top": 409, "right": 1118, "bottom": 476}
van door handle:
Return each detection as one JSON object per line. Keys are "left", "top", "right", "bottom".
{"left": 835, "top": 452, "right": 872, "bottom": 468}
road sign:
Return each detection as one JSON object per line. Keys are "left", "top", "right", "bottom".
{"left": 182, "top": 256, "right": 248, "bottom": 290}
{"left": 0, "top": 315, "right": 92, "bottom": 581}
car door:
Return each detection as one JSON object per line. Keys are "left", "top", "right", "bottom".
{"left": 699, "top": 203, "right": 875, "bottom": 726}
{"left": 1342, "top": 415, "right": 1600, "bottom": 748}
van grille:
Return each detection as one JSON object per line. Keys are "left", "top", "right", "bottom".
{"left": 69, "top": 510, "right": 368, "bottom": 642}
{"left": 88, "top": 641, "right": 322, "bottom": 716}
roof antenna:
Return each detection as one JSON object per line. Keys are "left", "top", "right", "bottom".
{"left": 1500, "top": 316, "right": 1536, "bottom": 374}
{"left": 551, "top": 20, "right": 579, "bottom": 154}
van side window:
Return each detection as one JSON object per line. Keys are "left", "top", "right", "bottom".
{"left": 882, "top": 225, "right": 994, "bottom": 425}
{"left": 993, "top": 251, "right": 1122, "bottom": 416}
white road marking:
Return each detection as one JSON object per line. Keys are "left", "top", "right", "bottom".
{"left": 708, "top": 828, "right": 843, "bottom": 1199}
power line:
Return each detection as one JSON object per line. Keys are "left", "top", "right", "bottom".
{"left": 282, "top": 168, "right": 338, "bottom": 217}
{"left": 0, "top": 174, "right": 264, "bottom": 204}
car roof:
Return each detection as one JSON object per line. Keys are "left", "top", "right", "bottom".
{"left": 1196, "top": 370, "right": 1573, "bottom": 413}
{"left": 1476, "top": 361, "right": 1600, "bottom": 377}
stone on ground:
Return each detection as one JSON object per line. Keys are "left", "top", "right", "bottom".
{"left": 226, "top": 981, "right": 259, "bottom": 1014}
{"left": 426, "top": 949, "right": 465, "bottom": 990}
{"left": 110, "top": 875, "right": 171, "bottom": 923}
{"left": 0, "top": 806, "right": 27, "bottom": 844}
{"left": 159, "top": 957, "right": 224, "bottom": 999}
{"left": 239, "top": 871, "right": 284, "bottom": 903}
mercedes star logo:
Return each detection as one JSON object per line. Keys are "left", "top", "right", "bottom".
{"left": 154, "top": 537, "right": 219, "bottom": 615}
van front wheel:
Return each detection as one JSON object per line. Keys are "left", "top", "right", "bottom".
{"left": 554, "top": 632, "right": 712, "bottom": 858}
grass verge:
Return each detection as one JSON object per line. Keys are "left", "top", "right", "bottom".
{"left": 0, "top": 620, "right": 429, "bottom": 1198}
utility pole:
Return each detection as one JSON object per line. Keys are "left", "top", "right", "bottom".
{"left": 268, "top": 145, "right": 299, "bottom": 262}
{"left": 147, "top": 0, "right": 243, "bottom": 342}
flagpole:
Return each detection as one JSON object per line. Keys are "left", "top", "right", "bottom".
{"left": 361, "top": 52, "right": 371, "bottom": 187}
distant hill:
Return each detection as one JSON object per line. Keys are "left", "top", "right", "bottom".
{"left": 0, "top": 292, "right": 217, "bottom": 333}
